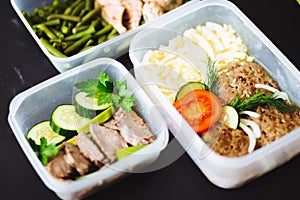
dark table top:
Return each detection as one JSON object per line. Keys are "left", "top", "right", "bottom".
{"left": 1, "top": 0, "right": 300, "bottom": 199}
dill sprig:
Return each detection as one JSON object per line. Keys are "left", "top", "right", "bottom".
{"left": 230, "top": 92, "right": 296, "bottom": 113}
{"left": 206, "top": 58, "right": 219, "bottom": 95}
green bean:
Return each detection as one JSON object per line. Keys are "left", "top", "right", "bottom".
{"left": 70, "top": 0, "right": 83, "bottom": 9}
{"left": 49, "top": 38, "right": 62, "bottom": 43}
{"left": 72, "top": 25, "right": 88, "bottom": 34}
{"left": 80, "top": 45, "right": 94, "bottom": 52}
{"left": 22, "top": 11, "right": 33, "bottom": 26}
{"left": 25, "top": 0, "right": 123, "bottom": 57}
{"left": 40, "top": 38, "right": 67, "bottom": 58}
{"left": 64, "top": 25, "right": 95, "bottom": 41}
{"left": 61, "top": 7, "right": 72, "bottom": 34}
{"left": 29, "top": 12, "right": 44, "bottom": 24}
{"left": 97, "top": 35, "right": 106, "bottom": 44}
{"left": 34, "top": 8, "right": 46, "bottom": 18}
{"left": 94, "top": 24, "right": 113, "bottom": 38}
{"left": 33, "top": 28, "right": 43, "bottom": 37}
{"left": 35, "top": 24, "right": 57, "bottom": 40}
{"left": 47, "top": 14, "right": 80, "bottom": 22}
{"left": 91, "top": 17, "right": 102, "bottom": 29}
{"left": 85, "top": 0, "right": 93, "bottom": 10}
{"left": 107, "top": 28, "right": 118, "bottom": 39}
{"left": 71, "top": 1, "right": 85, "bottom": 16}
{"left": 51, "top": 28, "right": 64, "bottom": 39}
{"left": 76, "top": 8, "right": 100, "bottom": 27}
{"left": 61, "top": 41, "right": 75, "bottom": 49}
{"left": 84, "top": 39, "right": 94, "bottom": 47}
{"left": 64, "top": 34, "right": 91, "bottom": 55}
{"left": 42, "top": 19, "right": 61, "bottom": 26}
{"left": 79, "top": 9, "right": 88, "bottom": 18}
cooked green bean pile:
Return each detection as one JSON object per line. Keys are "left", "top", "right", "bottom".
{"left": 22, "top": 0, "right": 117, "bottom": 58}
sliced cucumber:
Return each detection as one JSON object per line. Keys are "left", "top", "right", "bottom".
{"left": 75, "top": 92, "right": 112, "bottom": 118}
{"left": 27, "top": 121, "right": 65, "bottom": 145}
{"left": 175, "top": 82, "right": 207, "bottom": 101}
{"left": 77, "top": 106, "right": 114, "bottom": 133}
{"left": 221, "top": 106, "right": 239, "bottom": 129}
{"left": 50, "top": 104, "right": 90, "bottom": 138}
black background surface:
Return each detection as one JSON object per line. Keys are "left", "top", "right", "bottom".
{"left": 1, "top": 0, "right": 300, "bottom": 199}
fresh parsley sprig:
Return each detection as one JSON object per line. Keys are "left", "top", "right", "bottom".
{"left": 75, "top": 71, "right": 135, "bottom": 112}
{"left": 230, "top": 92, "right": 296, "bottom": 113}
{"left": 28, "top": 137, "right": 58, "bottom": 165}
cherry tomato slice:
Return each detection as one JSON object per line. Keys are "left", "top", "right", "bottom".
{"left": 173, "top": 89, "right": 222, "bottom": 133}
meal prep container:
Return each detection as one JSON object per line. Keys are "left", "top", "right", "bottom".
{"left": 11, "top": 0, "right": 195, "bottom": 73}
{"left": 8, "top": 57, "right": 169, "bottom": 199}
{"left": 129, "top": 0, "right": 300, "bottom": 188}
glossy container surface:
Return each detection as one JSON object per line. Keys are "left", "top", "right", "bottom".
{"left": 8, "top": 58, "right": 169, "bottom": 199}
{"left": 11, "top": 0, "right": 195, "bottom": 73}
{"left": 129, "top": 0, "right": 300, "bottom": 188}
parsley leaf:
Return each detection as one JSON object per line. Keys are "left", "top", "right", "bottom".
{"left": 28, "top": 137, "right": 58, "bottom": 165}
{"left": 39, "top": 137, "right": 58, "bottom": 165}
{"left": 115, "top": 80, "right": 135, "bottom": 112}
{"left": 74, "top": 79, "right": 98, "bottom": 97}
{"left": 98, "top": 71, "right": 112, "bottom": 88}
{"left": 75, "top": 71, "right": 135, "bottom": 112}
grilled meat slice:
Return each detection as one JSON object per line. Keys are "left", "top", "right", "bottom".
{"left": 46, "top": 146, "right": 76, "bottom": 179}
{"left": 94, "top": 0, "right": 121, "bottom": 7}
{"left": 75, "top": 132, "right": 105, "bottom": 168}
{"left": 89, "top": 123, "right": 128, "bottom": 163}
{"left": 114, "top": 108, "right": 156, "bottom": 146}
{"left": 62, "top": 142, "right": 94, "bottom": 176}
{"left": 142, "top": 2, "right": 164, "bottom": 22}
{"left": 101, "top": 4, "right": 127, "bottom": 34}
{"left": 121, "top": 0, "right": 143, "bottom": 29}
{"left": 144, "top": 0, "right": 183, "bottom": 11}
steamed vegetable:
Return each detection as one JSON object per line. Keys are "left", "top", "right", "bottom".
{"left": 27, "top": 121, "right": 65, "bottom": 145}
{"left": 22, "top": 0, "right": 118, "bottom": 57}
{"left": 75, "top": 91, "right": 112, "bottom": 118}
{"left": 50, "top": 104, "right": 90, "bottom": 138}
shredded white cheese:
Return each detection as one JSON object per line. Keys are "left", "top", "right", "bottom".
{"left": 183, "top": 22, "right": 253, "bottom": 71}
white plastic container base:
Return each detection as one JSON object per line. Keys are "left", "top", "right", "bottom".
{"left": 11, "top": 0, "right": 196, "bottom": 73}
{"left": 8, "top": 58, "right": 168, "bottom": 199}
{"left": 129, "top": 0, "right": 300, "bottom": 188}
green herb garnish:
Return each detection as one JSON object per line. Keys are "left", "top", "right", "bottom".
{"left": 230, "top": 92, "right": 296, "bottom": 113}
{"left": 206, "top": 58, "right": 219, "bottom": 95}
{"left": 75, "top": 71, "right": 135, "bottom": 112}
{"left": 28, "top": 137, "right": 58, "bottom": 165}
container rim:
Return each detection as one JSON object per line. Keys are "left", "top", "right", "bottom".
{"left": 129, "top": 0, "right": 300, "bottom": 167}
{"left": 7, "top": 57, "right": 169, "bottom": 194}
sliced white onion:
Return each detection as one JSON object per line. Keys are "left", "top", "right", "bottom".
{"left": 239, "top": 110, "right": 260, "bottom": 118}
{"left": 239, "top": 118, "right": 261, "bottom": 138}
{"left": 239, "top": 122, "right": 256, "bottom": 153}
{"left": 255, "top": 83, "right": 291, "bottom": 103}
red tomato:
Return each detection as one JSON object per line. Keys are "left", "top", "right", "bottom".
{"left": 173, "top": 89, "right": 222, "bottom": 133}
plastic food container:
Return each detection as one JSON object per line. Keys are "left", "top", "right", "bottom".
{"left": 10, "top": 0, "right": 195, "bottom": 73}
{"left": 129, "top": 0, "right": 300, "bottom": 188}
{"left": 8, "top": 58, "right": 169, "bottom": 199}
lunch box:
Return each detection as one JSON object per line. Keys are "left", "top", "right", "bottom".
{"left": 129, "top": 0, "right": 300, "bottom": 188}
{"left": 10, "top": 0, "right": 195, "bottom": 73}
{"left": 8, "top": 58, "right": 169, "bottom": 199}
